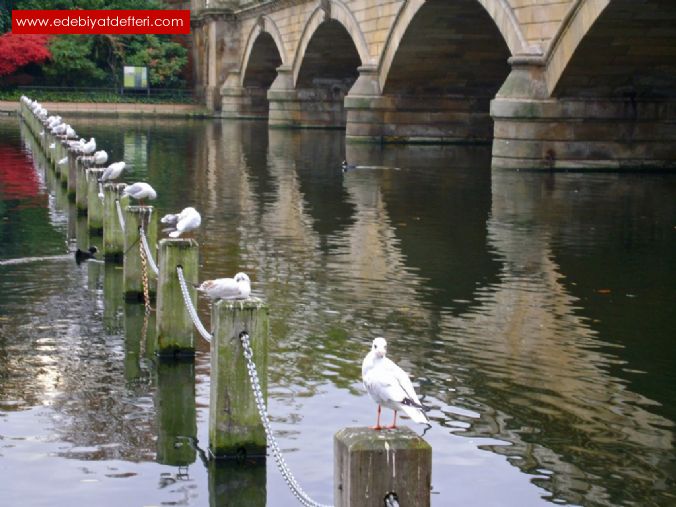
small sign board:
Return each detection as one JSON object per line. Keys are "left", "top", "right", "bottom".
{"left": 123, "top": 66, "right": 148, "bottom": 89}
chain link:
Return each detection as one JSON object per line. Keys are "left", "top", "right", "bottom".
{"left": 176, "top": 266, "right": 213, "bottom": 342}
{"left": 239, "top": 331, "right": 332, "bottom": 507}
{"left": 139, "top": 232, "right": 152, "bottom": 315}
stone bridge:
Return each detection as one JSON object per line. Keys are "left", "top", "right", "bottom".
{"left": 190, "top": 0, "right": 676, "bottom": 170}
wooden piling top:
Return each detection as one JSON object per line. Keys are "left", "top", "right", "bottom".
{"left": 334, "top": 426, "right": 432, "bottom": 507}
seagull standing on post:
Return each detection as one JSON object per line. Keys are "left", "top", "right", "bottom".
{"left": 362, "top": 337, "right": 428, "bottom": 430}
{"left": 161, "top": 207, "right": 201, "bottom": 238}
{"left": 196, "top": 272, "right": 251, "bottom": 300}
{"left": 122, "top": 182, "right": 157, "bottom": 204}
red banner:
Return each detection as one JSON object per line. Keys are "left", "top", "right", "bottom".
{"left": 12, "top": 10, "right": 191, "bottom": 35}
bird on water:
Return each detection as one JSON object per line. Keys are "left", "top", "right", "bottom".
{"left": 362, "top": 337, "right": 428, "bottom": 430}
{"left": 74, "top": 246, "right": 98, "bottom": 265}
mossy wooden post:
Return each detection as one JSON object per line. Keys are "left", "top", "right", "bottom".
{"left": 156, "top": 358, "right": 197, "bottom": 466}
{"left": 156, "top": 238, "right": 199, "bottom": 357}
{"left": 123, "top": 205, "right": 157, "bottom": 302}
{"left": 209, "top": 298, "right": 268, "bottom": 459}
{"left": 103, "top": 183, "right": 128, "bottom": 262}
{"left": 76, "top": 158, "right": 88, "bottom": 215}
{"left": 334, "top": 427, "right": 432, "bottom": 507}
{"left": 67, "top": 149, "right": 78, "bottom": 201}
{"left": 86, "top": 168, "right": 104, "bottom": 235}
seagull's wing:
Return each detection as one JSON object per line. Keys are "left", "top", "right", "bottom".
{"left": 383, "top": 358, "right": 424, "bottom": 407}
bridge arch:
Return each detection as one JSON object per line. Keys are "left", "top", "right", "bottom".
{"left": 240, "top": 16, "right": 287, "bottom": 88}
{"left": 379, "top": 0, "right": 528, "bottom": 91}
{"left": 291, "top": 0, "right": 370, "bottom": 87}
{"left": 546, "top": 0, "right": 676, "bottom": 98}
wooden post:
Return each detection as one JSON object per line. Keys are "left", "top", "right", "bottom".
{"left": 209, "top": 298, "right": 268, "bottom": 459}
{"left": 334, "top": 427, "right": 432, "bottom": 507}
{"left": 75, "top": 157, "right": 88, "bottom": 215}
{"left": 67, "top": 149, "right": 78, "bottom": 201}
{"left": 102, "top": 183, "right": 128, "bottom": 262}
{"left": 156, "top": 357, "right": 197, "bottom": 466}
{"left": 156, "top": 238, "right": 199, "bottom": 357}
{"left": 123, "top": 205, "right": 157, "bottom": 302}
{"left": 87, "top": 168, "right": 105, "bottom": 235}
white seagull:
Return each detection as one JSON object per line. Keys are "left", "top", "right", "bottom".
{"left": 122, "top": 182, "right": 157, "bottom": 203}
{"left": 196, "top": 272, "right": 251, "bottom": 300}
{"left": 91, "top": 150, "right": 108, "bottom": 166}
{"left": 362, "top": 337, "right": 428, "bottom": 430}
{"left": 80, "top": 137, "right": 96, "bottom": 155}
{"left": 99, "top": 161, "right": 125, "bottom": 182}
{"left": 161, "top": 207, "right": 201, "bottom": 238}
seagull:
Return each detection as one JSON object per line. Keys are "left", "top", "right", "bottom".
{"left": 99, "top": 161, "right": 125, "bottom": 182}
{"left": 362, "top": 337, "right": 428, "bottom": 430}
{"left": 161, "top": 207, "right": 201, "bottom": 238}
{"left": 80, "top": 137, "right": 96, "bottom": 155}
{"left": 57, "top": 157, "right": 68, "bottom": 166}
{"left": 196, "top": 272, "right": 251, "bottom": 300}
{"left": 122, "top": 182, "right": 157, "bottom": 203}
{"left": 93, "top": 150, "right": 108, "bottom": 166}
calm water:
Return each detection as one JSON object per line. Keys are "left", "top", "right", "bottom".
{"left": 0, "top": 115, "right": 674, "bottom": 507}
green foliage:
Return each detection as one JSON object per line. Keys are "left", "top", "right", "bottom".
{"left": 0, "top": 1, "right": 188, "bottom": 89}
{"left": 124, "top": 34, "right": 187, "bottom": 88}
{"left": 0, "top": 87, "right": 195, "bottom": 103}
{"left": 42, "top": 35, "right": 108, "bottom": 85}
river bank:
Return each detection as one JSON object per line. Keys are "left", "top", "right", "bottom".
{"left": 0, "top": 100, "right": 210, "bottom": 118}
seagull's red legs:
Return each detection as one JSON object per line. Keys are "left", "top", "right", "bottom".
{"left": 386, "top": 411, "right": 398, "bottom": 429}
{"left": 371, "top": 404, "right": 383, "bottom": 430}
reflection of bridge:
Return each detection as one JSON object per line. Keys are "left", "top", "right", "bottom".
{"left": 190, "top": 0, "right": 676, "bottom": 170}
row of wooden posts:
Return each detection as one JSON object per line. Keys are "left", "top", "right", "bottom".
{"left": 20, "top": 100, "right": 269, "bottom": 460}
{"left": 18, "top": 100, "right": 432, "bottom": 507}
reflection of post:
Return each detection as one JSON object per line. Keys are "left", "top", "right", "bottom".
{"left": 209, "top": 299, "right": 268, "bottom": 459}
{"left": 76, "top": 213, "right": 89, "bottom": 252}
{"left": 103, "top": 263, "right": 124, "bottom": 333}
{"left": 123, "top": 302, "right": 144, "bottom": 381}
{"left": 208, "top": 460, "right": 266, "bottom": 507}
{"left": 156, "top": 358, "right": 197, "bottom": 466}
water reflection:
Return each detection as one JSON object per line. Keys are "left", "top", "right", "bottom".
{"left": 0, "top": 116, "right": 674, "bottom": 506}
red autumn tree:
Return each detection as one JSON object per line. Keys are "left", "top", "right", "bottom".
{"left": 0, "top": 33, "right": 51, "bottom": 77}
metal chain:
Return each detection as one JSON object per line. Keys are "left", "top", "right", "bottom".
{"left": 176, "top": 266, "right": 212, "bottom": 342}
{"left": 116, "top": 199, "right": 126, "bottom": 230}
{"left": 139, "top": 233, "right": 152, "bottom": 315}
{"left": 240, "top": 332, "right": 332, "bottom": 507}
{"left": 139, "top": 226, "right": 159, "bottom": 276}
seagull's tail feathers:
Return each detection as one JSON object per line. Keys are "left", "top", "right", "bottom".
{"left": 401, "top": 398, "right": 429, "bottom": 424}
